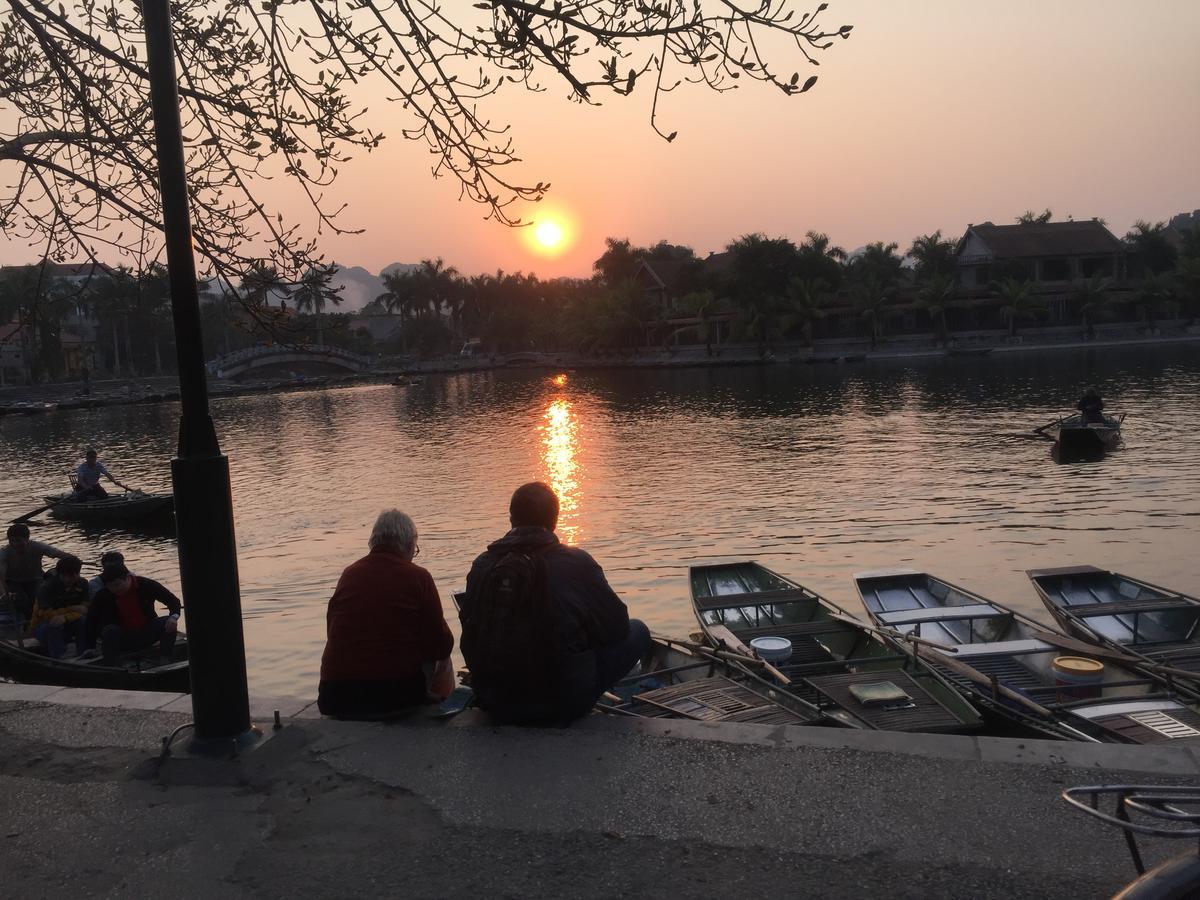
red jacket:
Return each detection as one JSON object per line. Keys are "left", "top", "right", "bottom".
{"left": 319, "top": 549, "right": 454, "bottom": 683}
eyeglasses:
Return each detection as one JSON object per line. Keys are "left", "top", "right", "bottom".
{"left": 413, "top": 544, "right": 420, "bottom": 558}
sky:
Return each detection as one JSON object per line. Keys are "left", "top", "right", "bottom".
{"left": 4, "top": 1, "right": 1199, "bottom": 280}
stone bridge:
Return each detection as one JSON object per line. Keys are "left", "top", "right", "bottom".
{"left": 205, "top": 345, "right": 374, "bottom": 379}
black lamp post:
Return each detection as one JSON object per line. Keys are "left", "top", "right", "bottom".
{"left": 141, "top": 0, "right": 257, "bottom": 751}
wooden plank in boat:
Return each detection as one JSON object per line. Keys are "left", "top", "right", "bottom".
{"left": 692, "top": 588, "right": 813, "bottom": 611}
{"left": 804, "top": 670, "right": 970, "bottom": 732}
{"left": 1068, "top": 596, "right": 1197, "bottom": 617}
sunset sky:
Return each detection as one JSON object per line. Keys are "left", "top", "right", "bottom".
{"left": 4, "top": 1, "right": 1199, "bottom": 279}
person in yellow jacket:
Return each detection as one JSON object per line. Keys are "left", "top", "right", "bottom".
{"left": 29, "top": 556, "right": 89, "bottom": 659}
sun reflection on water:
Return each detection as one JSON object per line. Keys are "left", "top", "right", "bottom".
{"left": 541, "top": 394, "right": 582, "bottom": 543}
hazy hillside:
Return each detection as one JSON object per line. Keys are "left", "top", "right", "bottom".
{"left": 329, "top": 262, "right": 420, "bottom": 311}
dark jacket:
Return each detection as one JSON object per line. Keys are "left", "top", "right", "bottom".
{"left": 85, "top": 576, "right": 182, "bottom": 647}
{"left": 461, "top": 527, "right": 630, "bottom": 721}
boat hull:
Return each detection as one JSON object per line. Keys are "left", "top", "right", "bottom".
{"left": 44, "top": 492, "right": 175, "bottom": 523}
{"left": 0, "top": 634, "right": 190, "bottom": 693}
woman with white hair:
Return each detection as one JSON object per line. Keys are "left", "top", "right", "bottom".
{"left": 318, "top": 509, "right": 455, "bottom": 718}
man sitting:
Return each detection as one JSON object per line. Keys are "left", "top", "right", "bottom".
{"left": 318, "top": 509, "right": 455, "bottom": 719}
{"left": 29, "top": 555, "right": 89, "bottom": 658}
{"left": 85, "top": 563, "right": 181, "bottom": 664}
{"left": 88, "top": 551, "right": 127, "bottom": 599}
{"left": 460, "top": 482, "right": 650, "bottom": 726}
{"left": 0, "top": 524, "right": 68, "bottom": 623}
{"left": 74, "top": 447, "right": 132, "bottom": 500}
{"left": 1077, "top": 389, "right": 1105, "bottom": 425}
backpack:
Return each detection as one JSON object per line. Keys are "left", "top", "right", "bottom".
{"left": 460, "top": 548, "right": 561, "bottom": 709}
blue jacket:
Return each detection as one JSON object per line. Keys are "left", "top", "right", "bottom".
{"left": 462, "top": 527, "right": 629, "bottom": 720}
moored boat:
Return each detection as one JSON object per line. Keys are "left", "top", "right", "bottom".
{"left": 856, "top": 568, "right": 1200, "bottom": 744}
{"left": 689, "top": 562, "right": 982, "bottom": 733}
{"left": 1027, "top": 565, "right": 1200, "bottom": 699}
{"left": 0, "top": 612, "right": 189, "bottom": 692}
{"left": 43, "top": 490, "right": 175, "bottom": 523}
{"left": 599, "top": 637, "right": 825, "bottom": 725}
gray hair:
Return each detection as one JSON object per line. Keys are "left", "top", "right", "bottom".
{"left": 368, "top": 509, "right": 417, "bottom": 553}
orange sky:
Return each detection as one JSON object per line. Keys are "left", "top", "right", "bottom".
{"left": 4, "top": 1, "right": 1199, "bottom": 278}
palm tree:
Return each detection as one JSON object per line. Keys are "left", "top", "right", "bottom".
{"left": 800, "top": 231, "right": 846, "bottom": 261}
{"left": 679, "top": 290, "right": 716, "bottom": 355}
{"left": 908, "top": 231, "right": 957, "bottom": 281}
{"left": 292, "top": 267, "right": 343, "bottom": 346}
{"left": 1125, "top": 221, "right": 1178, "bottom": 276}
{"left": 853, "top": 276, "right": 891, "bottom": 350}
{"left": 850, "top": 241, "right": 903, "bottom": 289}
{"left": 1071, "top": 275, "right": 1111, "bottom": 339}
{"left": 994, "top": 277, "right": 1042, "bottom": 337}
{"left": 916, "top": 273, "right": 955, "bottom": 345}
{"left": 1131, "top": 272, "right": 1176, "bottom": 331}
{"left": 781, "top": 277, "right": 828, "bottom": 347}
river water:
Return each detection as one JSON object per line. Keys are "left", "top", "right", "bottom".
{"left": 2, "top": 344, "right": 1198, "bottom": 696}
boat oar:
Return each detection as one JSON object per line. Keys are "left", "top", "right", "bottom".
{"left": 11, "top": 501, "right": 56, "bottom": 524}
{"left": 1032, "top": 414, "right": 1069, "bottom": 439}
{"left": 654, "top": 632, "right": 792, "bottom": 685}
{"left": 825, "top": 610, "right": 960, "bottom": 653}
{"left": 903, "top": 640, "right": 1056, "bottom": 719}
{"left": 1026, "top": 628, "right": 1198, "bottom": 683}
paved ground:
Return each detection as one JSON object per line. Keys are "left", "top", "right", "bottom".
{"left": 1, "top": 688, "right": 1196, "bottom": 899}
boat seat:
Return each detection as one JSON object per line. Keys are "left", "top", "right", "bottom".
{"left": 876, "top": 604, "right": 1003, "bottom": 626}
{"left": 937, "top": 639, "right": 1052, "bottom": 658}
{"left": 694, "top": 588, "right": 815, "bottom": 611}
{"left": 1071, "top": 597, "right": 1197, "bottom": 617}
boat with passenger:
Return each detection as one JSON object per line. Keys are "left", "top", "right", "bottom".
{"left": 0, "top": 607, "right": 189, "bottom": 692}
{"left": 689, "top": 562, "right": 982, "bottom": 733}
{"left": 856, "top": 569, "right": 1200, "bottom": 744}
{"left": 1027, "top": 566, "right": 1200, "bottom": 699}
{"left": 1045, "top": 413, "right": 1123, "bottom": 459}
{"left": 42, "top": 490, "right": 175, "bottom": 524}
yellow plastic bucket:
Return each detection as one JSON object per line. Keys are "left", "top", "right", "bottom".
{"left": 1053, "top": 656, "right": 1104, "bottom": 702}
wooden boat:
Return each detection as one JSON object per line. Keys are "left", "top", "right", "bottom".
{"left": 598, "top": 637, "right": 825, "bottom": 726}
{"left": 857, "top": 569, "right": 1200, "bottom": 744}
{"left": 1046, "top": 413, "right": 1123, "bottom": 458}
{"left": 1027, "top": 566, "right": 1200, "bottom": 699}
{"left": 43, "top": 490, "right": 175, "bottom": 523}
{"left": 0, "top": 610, "right": 189, "bottom": 692}
{"left": 689, "top": 562, "right": 982, "bottom": 733}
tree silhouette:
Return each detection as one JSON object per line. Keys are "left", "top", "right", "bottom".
{"left": 1, "top": 1, "right": 853, "bottom": 296}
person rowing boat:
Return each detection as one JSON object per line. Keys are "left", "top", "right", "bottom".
{"left": 74, "top": 447, "right": 134, "bottom": 500}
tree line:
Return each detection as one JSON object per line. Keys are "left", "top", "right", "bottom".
{"left": 2, "top": 213, "right": 1197, "bottom": 381}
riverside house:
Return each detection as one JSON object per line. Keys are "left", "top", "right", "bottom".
{"left": 952, "top": 220, "right": 1128, "bottom": 327}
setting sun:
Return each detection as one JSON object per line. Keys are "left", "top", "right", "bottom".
{"left": 524, "top": 210, "right": 575, "bottom": 258}
{"left": 535, "top": 220, "right": 563, "bottom": 249}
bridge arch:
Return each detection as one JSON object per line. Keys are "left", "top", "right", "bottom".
{"left": 206, "top": 345, "right": 374, "bottom": 380}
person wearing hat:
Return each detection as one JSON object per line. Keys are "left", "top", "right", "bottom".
{"left": 74, "top": 448, "right": 133, "bottom": 500}
{"left": 84, "top": 563, "right": 182, "bottom": 663}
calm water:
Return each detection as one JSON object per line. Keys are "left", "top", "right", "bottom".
{"left": 3, "top": 345, "right": 1199, "bottom": 695}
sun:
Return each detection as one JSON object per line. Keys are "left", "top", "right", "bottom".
{"left": 535, "top": 220, "right": 564, "bottom": 250}
{"left": 524, "top": 211, "right": 575, "bottom": 257}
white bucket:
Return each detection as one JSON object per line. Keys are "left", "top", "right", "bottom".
{"left": 750, "top": 636, "right": 793, "bottom": 664}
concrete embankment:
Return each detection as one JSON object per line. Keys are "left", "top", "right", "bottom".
{"left": 1, "top": 682, "right": 1194, "bottom": 898}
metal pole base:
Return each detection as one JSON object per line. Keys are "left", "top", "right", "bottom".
{"left": 182, "top": 724, "right": 266, "bottom": 758}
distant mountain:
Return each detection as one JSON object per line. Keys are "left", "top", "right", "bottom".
{"left": 328, "top": 262, "right": 420, "bottom": 311}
